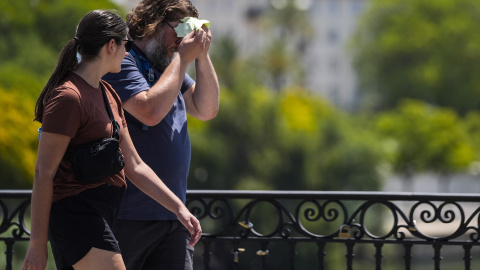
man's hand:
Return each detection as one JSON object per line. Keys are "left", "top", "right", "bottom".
{"left": 178, "top": 27, "right": 208, "bottom": 64}
{"left": 198, "top": 25, "right": 212, "bottom": 60}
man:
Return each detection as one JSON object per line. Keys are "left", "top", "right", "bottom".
{"left": 103, "top": 0, "right": 219, "bottom": 269}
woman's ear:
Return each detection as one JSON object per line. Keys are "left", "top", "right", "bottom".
{"left": 106, "top": 39, "right": 116, "bottom": 55}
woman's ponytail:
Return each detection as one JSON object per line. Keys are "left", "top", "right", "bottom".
{"left": 34, "top": 38, "right": 79, "bottom": 122}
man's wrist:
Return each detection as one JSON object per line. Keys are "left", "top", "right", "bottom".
{"left": 196, "top": 54, "right": 210, "bottom": 63}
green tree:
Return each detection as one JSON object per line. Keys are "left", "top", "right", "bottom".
{"left": 0, "top": 87, "right": 41, "bottom": 188}
{"left": 376, "top": 99, "right": 475, "bottom": 191}
{"left": 463, "top": 111, "right": 480, "bottom": 160}
{"left": 0, "top": 0, "right": 124, "bottom": 80}
{"left": 209, "top": 35, "right": 240, "bottom": 89}
{"left": 245, "top": 0, "right": 312, "bottom": 91}
{"left": 188, "top": 61, "right": 383, "bottom": 192}
{"left": 304, "top": 111, "right": 384, "bottom": 191}
{"left": 462, "top": 111, "right": 480, "bottom": 178}
{"left": 351, "top": 0, "right": 480, "bottom": 114}
{"left": 189, "top": 33, "right": 384, "bottom": 193}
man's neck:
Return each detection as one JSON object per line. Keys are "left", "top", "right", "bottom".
{"left": 134, "top": 39, "right": 148, "bottom": 55}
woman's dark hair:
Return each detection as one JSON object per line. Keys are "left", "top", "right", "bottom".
{"left": 127, "top": 0, "right": 199, "bottom": 40}
{"left": 34, "top": 10, "right": 127, "bottom": 122}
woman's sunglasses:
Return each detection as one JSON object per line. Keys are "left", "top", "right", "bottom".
{"left": 123, "top": 39, "right": 134, "bottom": 52}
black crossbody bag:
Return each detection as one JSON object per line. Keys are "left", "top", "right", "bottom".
{"left": 68, "top": 85, "right": 125, "bottom": 184}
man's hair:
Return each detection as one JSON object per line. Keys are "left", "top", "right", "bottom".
{"left": 127, "top": 0, "right": 199, "bottom": 40}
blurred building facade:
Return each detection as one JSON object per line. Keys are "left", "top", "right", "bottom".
{"left": 115, "top": 0, "right": 369, "bottom": 110}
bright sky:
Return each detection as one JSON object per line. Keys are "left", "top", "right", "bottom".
{"left": 111, "top": 0, "right": 140, "bottom": 10}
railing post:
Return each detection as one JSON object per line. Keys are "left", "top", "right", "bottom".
{"left": 374, "top": 242, "right": 383, "bottom": 270}
{"left": 433, "top": 243, "right": 442, "bottom": 270}
{"left": 288, "top": 241, "right": 297, "bottom": 270}
{"left": 317, "top": 242, "right": 326, "bottom": 270}
{"left": 202, "top": 240, "right": 211, "bottom": 270}
{"left": 5, "top": 240, "right": 14, "bottom": 270}
{"left": 345, "top": 241, "right": 355, "bottom": 270}
{"left": 257, "top": 241, "right": 269, "bottom": 270}
{"left": 403, "top": 243, "right": 412, "bottom": 270}
{"left": 463, "top": 244, "right": 472, "bottom": 270}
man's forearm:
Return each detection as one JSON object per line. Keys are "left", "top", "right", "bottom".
{"left": 123, "top": 55, "right": 190, "bottom": 125}
{"left": 191, "top": 55, "right": 220, "bottom": 120}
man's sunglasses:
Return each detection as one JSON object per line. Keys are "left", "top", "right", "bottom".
{"left": 164, "top": 21, "right": 183, "bottom": 45}
{"left": 123, "top": 39, "right": 134, "bottom": 52}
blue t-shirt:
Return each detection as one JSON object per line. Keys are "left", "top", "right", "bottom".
{"left": 103, "top": 45, "right": 195, "bottom": 220}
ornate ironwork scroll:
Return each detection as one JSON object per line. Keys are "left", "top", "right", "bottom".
{"left": 2, "top": 190, "right": 480, "bottom": 270}
{"left": 186, "top": 191, "right": 480, "bottom": 243}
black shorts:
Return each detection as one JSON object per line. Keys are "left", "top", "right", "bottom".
{"left": 113, "top": 219, "right": 193, "bottom": 270}
{"left": 48, "top": 184, "right": 125, "bottom": 270}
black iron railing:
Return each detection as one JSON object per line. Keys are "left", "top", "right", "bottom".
{"left": 2, "top": 190, "right": 480, "bottom": 270}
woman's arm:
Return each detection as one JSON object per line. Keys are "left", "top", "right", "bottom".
{"left": 119, "top": 127, "right": 202, "bottom": 246}
{"left": 23, "top": 132, "right": 71, "bottom": 270}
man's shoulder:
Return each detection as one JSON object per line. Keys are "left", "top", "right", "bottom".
{"left": 103, "top": 53, "right": 150, "bottom": 101}
{"left": 122, "top": 53, "right": 138, "bottom": 70}
{"left": 124, "top": 52, "right": 136, "bottom": 63}
{"left": 104, "top": 54, "right": 138, "bottom": 81}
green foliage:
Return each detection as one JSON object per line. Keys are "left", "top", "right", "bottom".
{"left": 244, "top": 0, "right": 311, "bottom": 91}
{"left": 0, "top": 87, "right": 41, "bottom": 188}
{"left": 0, "top": 65, "right": 45, "bottom": 97}
{"left": 376, "top": 99, "right": 475, "bottom": 175}
{"left": 462, "top": 111, "right": 480, "bottom": 161}
{"left": 264, "top": 0, "right": 313, "bottom": 38}
{"left": 210, "top": 35, "right": 240, "bottom": 89}
{"left": 34, "top": 0, "right": 126, "bottom": 52}
{"left": 351, "top": 0, "right": 480, "bottom": 114}
{"left": 251, "top": 39, "right": 304, "bottom": 91}
{"left": 0, "top": 0, "right": 125, "bottom": 79}
{"left": 189, "top": 48, "right": 384, "bottom": 191}
{"left": 304, "top": 113, "right": 384, "bottom": 191}
{"left": 1, "top": 34, "right": 58, "bottom": 82}
{"left": 188, "top": 28, "right": 387, "bottom": 193}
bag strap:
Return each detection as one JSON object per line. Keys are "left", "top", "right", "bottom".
{"left": 129, "top": 48, "right": 155, "bottom": 87}
{"left": 100, "top": 84, "right": 120, "bottom": 140}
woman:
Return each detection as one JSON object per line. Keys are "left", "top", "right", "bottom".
{"left": 22, "top": 10, "right": 201, "bottom": 270}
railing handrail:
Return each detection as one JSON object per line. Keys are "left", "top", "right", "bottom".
{"left": 5, "top": 189, "right": 480, "bottom": 200}
{"left": 0, "top": 190, "right": 32, "bottom": 197}
{"left": 189, "top": 190, "right": 480, "bottom": 201}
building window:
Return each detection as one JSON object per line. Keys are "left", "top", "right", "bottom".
{"left": 327, "top": 0, "right": 341, "bottom": 15}
{"left": 351, "top": 0, "right": 365, "bottom": 15}
{"left": 328, "top": 84, "right": 340, "bottom": 105}
{"left": 326, "top": 28, "right": 339, "bottom": 45}
{"left": 328, "top": 56, "right": 340, "bottom": 73}
{"left": 310, "top": 0, "right": 321, "bottom": 12}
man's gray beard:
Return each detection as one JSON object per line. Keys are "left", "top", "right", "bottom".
{"left": 145, "top": 38, "right": 172, "bottom": 73}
